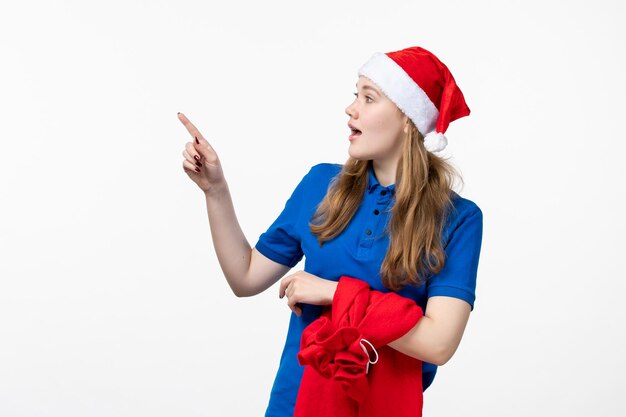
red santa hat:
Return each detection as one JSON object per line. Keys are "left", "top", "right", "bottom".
{"left": 358, "top": 46, "right": 470, "bottom": 152}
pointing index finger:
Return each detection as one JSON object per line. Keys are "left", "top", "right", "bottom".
{"left": 177, "top": 112, "right": 205, "bottom": 143}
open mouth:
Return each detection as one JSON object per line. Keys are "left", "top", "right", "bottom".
{"left": 350, "top": 128, "right": 362, "bottom": 136}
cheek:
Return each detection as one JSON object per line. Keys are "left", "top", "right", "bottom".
{"left": 365, "top": 110, "right": 390, "bottom": 131}
{"left": 370, "top": 119, "right": 400, "bottom": 139}
{"left": 381, "top": 111, "right": 405, "bottom": 136}
{"left": 361, "top": 106, "right": 405, "bottom": 139}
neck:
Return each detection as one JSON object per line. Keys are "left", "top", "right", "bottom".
{"left": 372, "top": 159, "right": 397, "bottom": 187}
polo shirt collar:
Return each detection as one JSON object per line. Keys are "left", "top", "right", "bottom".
{"left": 367, "top": 165, "right": 396, "bottom": 195}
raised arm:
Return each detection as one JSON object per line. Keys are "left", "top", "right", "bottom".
{"left": 178, "top": 113, "right": 290, "bottom": 297}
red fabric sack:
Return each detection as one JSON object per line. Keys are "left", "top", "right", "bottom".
{"left": 294, "top": 276, "right": 424, "bottom": 417}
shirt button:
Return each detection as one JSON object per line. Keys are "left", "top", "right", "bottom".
{"left": 380, "top": 190, "right": 387, "bottom": 196}
{"left": 365, "top": 229, "right": 372, "bottom": 235}
{"left": 373, "top": 209, "right": 380, "bottom": 215}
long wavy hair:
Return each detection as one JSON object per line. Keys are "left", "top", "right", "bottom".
{"left": 309, "top": 122, "right": 462, "bottom": 291}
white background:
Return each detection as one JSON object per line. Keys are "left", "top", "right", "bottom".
{"left": 1, "top": 0, "right": 625, "bottom": 416}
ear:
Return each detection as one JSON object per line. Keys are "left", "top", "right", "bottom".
{"left": 403, "top": 116, "right": 410, "bottom": 134}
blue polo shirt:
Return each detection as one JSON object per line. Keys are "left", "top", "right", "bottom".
{"left": 255, "top": 163, "right": 483, "bottom": 417}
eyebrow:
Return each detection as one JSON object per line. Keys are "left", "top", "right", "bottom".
{"left": 355, "top": 83, "right": 381, "bottom": 95}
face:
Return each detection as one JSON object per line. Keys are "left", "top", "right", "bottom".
{"left": 345, "top": 76, "right": 408, "bottom": 165}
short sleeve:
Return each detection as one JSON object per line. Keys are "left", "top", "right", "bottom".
{"left": 426, "top": 203, "right": 483, "bottom": 310}
{"left": 254, "top": 168, "right": 313, "bottom": 268}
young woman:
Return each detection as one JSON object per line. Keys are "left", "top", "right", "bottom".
{"left": 178, "top": 46, "right": 483, "bottom": 417}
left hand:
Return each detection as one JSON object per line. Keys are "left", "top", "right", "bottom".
{"left": 279, "top": 271, "right": 338, "bottom": 317}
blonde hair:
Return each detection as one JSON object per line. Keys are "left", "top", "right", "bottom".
{"left": 310, "top": 123, "right": 461, "bottom": 291}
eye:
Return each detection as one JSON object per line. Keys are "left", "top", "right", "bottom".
{"left": 353, "top": 92, "right": 373, "bottom": 103}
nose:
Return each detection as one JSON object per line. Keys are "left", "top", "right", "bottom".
{"left": 345, "top": 101, "right": 358, "bottom": 118}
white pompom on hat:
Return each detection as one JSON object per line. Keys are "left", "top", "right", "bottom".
{"left": 358, "top": 46, "right": 470, "bottom": 153}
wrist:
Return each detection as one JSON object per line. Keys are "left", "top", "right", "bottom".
{"left": 203, "top": 180, "right": 229, "bottom": 198}
{"left": 326, "top": 281, "right": 338, "bottom": 305}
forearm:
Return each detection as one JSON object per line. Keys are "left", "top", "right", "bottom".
{"left": 388, "top": 297, "right": 471, "bottom": 366}
{"left": 316, "top": 281, "right": 469, "bottom": 366}
{"left": 203, "top": 181, "right": 254, "bottom": 295}
{"left": 387, "top": 317, "right": 453, "bottom": 365}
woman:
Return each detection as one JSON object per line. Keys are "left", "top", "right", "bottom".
{"left": 178, "top": 46, "right": 483, "bottom": 417}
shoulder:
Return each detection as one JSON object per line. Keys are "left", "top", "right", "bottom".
{"left": 305, "top": 162, "right": 343, "bottom": 180}
{"left": 450, "top": 192, "right": 482, "bottom": 219}
{"left": 288, "top": 162, "right": 343, "bottom": 201}
{"left": 443, "top": 192, "right": 483, "bottom": 241}
{"left": 297, "top": 163, "right": 343, "bottom": 190}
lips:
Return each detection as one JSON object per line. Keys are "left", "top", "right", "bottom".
{"left": 348, "top": 123, "right": 362, "bottom": 139}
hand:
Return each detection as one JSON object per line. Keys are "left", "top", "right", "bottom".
{"left": 178, "top": 112, "right": 225, "bottom": 193}
{"left": 279, "top": 271, "right": 338, "bottom": 317}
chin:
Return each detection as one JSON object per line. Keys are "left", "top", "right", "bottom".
{"left": 348, "top": 146, "right": 368, "bottom": 161}
{"left": 348, "top": 149, "right": 374, "bottom": 162}
{"left": 348, "top": 152, "right": 366, "bottom": 161}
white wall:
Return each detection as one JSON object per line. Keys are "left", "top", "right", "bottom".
{"left": 1, "top": 0, "right": 624, "bottom": 415}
